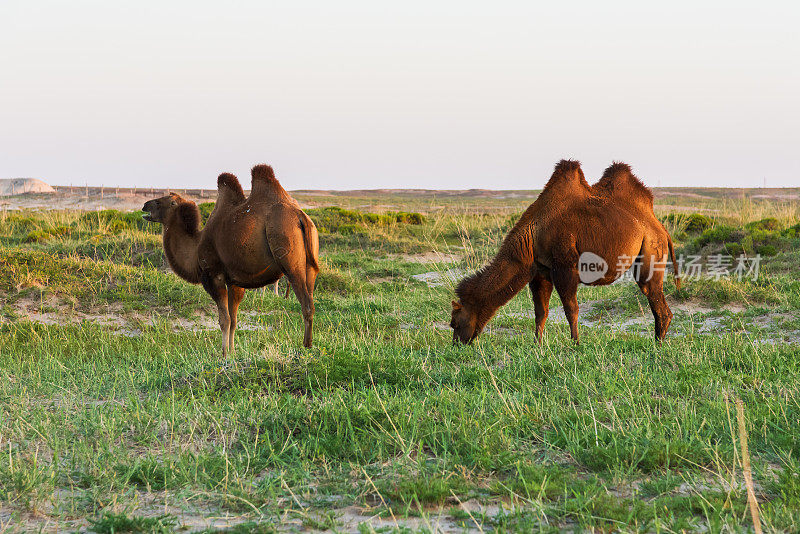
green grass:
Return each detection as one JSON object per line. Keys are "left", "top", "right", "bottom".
{"left": 88, "top": 512, "right": 177, "bottom": 533}
{"left": 0, "top": 193, "right": 799, "bottom": 532}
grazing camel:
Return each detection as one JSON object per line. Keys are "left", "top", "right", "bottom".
{"left": 143, "top": 165, "right": 320, "bottom": 354}
{"left": 450, "top": 159, "right": 680, "bottom": 345}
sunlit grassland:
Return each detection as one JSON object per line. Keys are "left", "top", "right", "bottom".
{"left": 0, "top": 193, "right": 799, "bottom": 532}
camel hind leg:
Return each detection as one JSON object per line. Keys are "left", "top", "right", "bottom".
{"left": 635, "top": 244, "right": 673, "bottom": 341}
{"left": 303, "top": 265, "right": 318, "bottom": 343}
{"left": 551, "top": 261, "right": 581, "bottom": 343}
{"left": 284, "top": 270, "right": 314, "bottom": 348}
{"left": 273, "top": 253, "right": 316, "bottom": 348}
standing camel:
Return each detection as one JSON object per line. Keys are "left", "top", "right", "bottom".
{"left": 450, "top": 159, "right": 680, "bottom": 345}
{"left": 143, "top": 164, "right": 319, "bottom": 354}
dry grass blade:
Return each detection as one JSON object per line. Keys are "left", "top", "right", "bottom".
{"left": 736, "top": 398, "right": 762, "bottom": 534}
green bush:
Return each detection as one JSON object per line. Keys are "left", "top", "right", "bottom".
{"left": 306, "top": 206, "right": 426, "bottom": 234}
{"left": 691, "top": 219, "right": 793, "bottom": 256}
{"left": 782, "top": 222, "right": 800, "bottom": 238}
{"left": 685, "top": 213, "right": 713, "bottom": 232}
{"left": 692, "top": 225, "right": 743, "bottom": 248}
{"left": 198, "top": 202, "right": 215, "bottom": 223}
{"left": 723, "top": 243, "right": 744, "bottom": 256}
{"left": 24, "top": 230, "right": 52, "bottom": 243}
{"left": 756, "top": 244, "right": 778, "bottom": 256}
{"left": 663, "top": 213, "right": 712, "bottom": 233}
{"left": 746, "top": 217, "right": 782, "bottom": 232}
{"left": 3, "top": 215, "right": 43, "bottom": 234}
{"left": 390, "top": 211, "right": 426, "bottom": 225}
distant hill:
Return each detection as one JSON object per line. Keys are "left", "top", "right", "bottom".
{"left": 0, "top": 178, "right": 55, "bottom": 196}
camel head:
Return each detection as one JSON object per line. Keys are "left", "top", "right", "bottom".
{"left": 450, "top": 299, "right": 482, "bottom": 345}
{"left": 142, "top": 192, "right": 186, "bottom": 224}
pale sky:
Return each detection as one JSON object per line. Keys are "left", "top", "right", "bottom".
{"left": 1, "top": 1, "right": 798, "bottom": 190}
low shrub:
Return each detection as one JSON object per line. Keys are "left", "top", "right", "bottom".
{"left": 782, "top": 222, "right": 800, "bottom": 238}
{"left": 723, "top": 243, "right": 744, "bottom": 256}
{"left": 690, "top": 220, "right": 793, "bottom": 256}
{"left": 22, "top": 225, "right": 72, "bottom": 243}
{"left": 692, "top": 225, "right": 744, "bottom": 248}
{"left": 198, "top": 202, "right": 215, "bottom": 223}
{"left": 24, "top": 230, "right": 52, "bottom": 243}
{"left": 664, "top": 213, "right": 712, "bottom": 233}
{"left": 756, "top": 244, "right": 778, "bottom": 256}
{"left": 307, "top": 206, "right": 426, "bottom": 234}
{"left": 746, "top": 217, "right": 782, "bottom": 232}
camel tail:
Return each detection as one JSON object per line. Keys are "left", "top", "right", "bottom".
{"left": 667, "top": 232, "right": 681, "bottom": 291}
{"left": 299, "top": 212, "right": 319, "bottom": 271}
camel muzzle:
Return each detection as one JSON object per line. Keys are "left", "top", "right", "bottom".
{"left": 142, "top": 201, "right": 157, "bottom": 222}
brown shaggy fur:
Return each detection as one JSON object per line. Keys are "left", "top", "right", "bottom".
{"left": 593, "top": 162, "right": 654, "bottom": 207}
{"left": 593, "top": 162, "right": 680, "bottom": 287}
{"left": 451, "top": 159, "right": 680, "bottom": 344}
{"left": 143, "top": 164, "right": 320, "bottom": 354}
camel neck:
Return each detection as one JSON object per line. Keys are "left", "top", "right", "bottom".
{"left": 469, "top": 258, "right": 533, "bottom": 324}
{"left": 162, "top": 221, "right": 201, "bottom": 284}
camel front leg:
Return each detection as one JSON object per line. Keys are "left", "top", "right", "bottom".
{"left": 551, "top": 263, "right": 581, "bottom": 343}
{"left": 227, "top": 285, "right": 246, "bottom": 352}
{"left": 202, "top": 274, "right": 230, "bottom": 358}
{"left": 529, "top": 273, "right": 553, "bottom": 342}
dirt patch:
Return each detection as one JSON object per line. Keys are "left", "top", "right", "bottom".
{"left": 503, "top": 298, "right": 797, "bottom": 342}
{"left": 388, "top": 252, "right": 461, "bottom": 264}
{"left": 411, "top": 268, "right": 465, "bottom": 287}
{"left": 673, "top": 300, "right": 746, "bottom": 315}
{"left": 1, "top": 296, "right": 270, "bottom": 336}
{"left": 1, "top": 494, "right": 501, "bottom": 533}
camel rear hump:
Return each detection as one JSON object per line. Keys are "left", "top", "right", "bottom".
{"left": 250, "top": 164, "right": 294, "bottom": 203}
{"left": 594, "top": 162, "right": 654, "bottom": 209}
